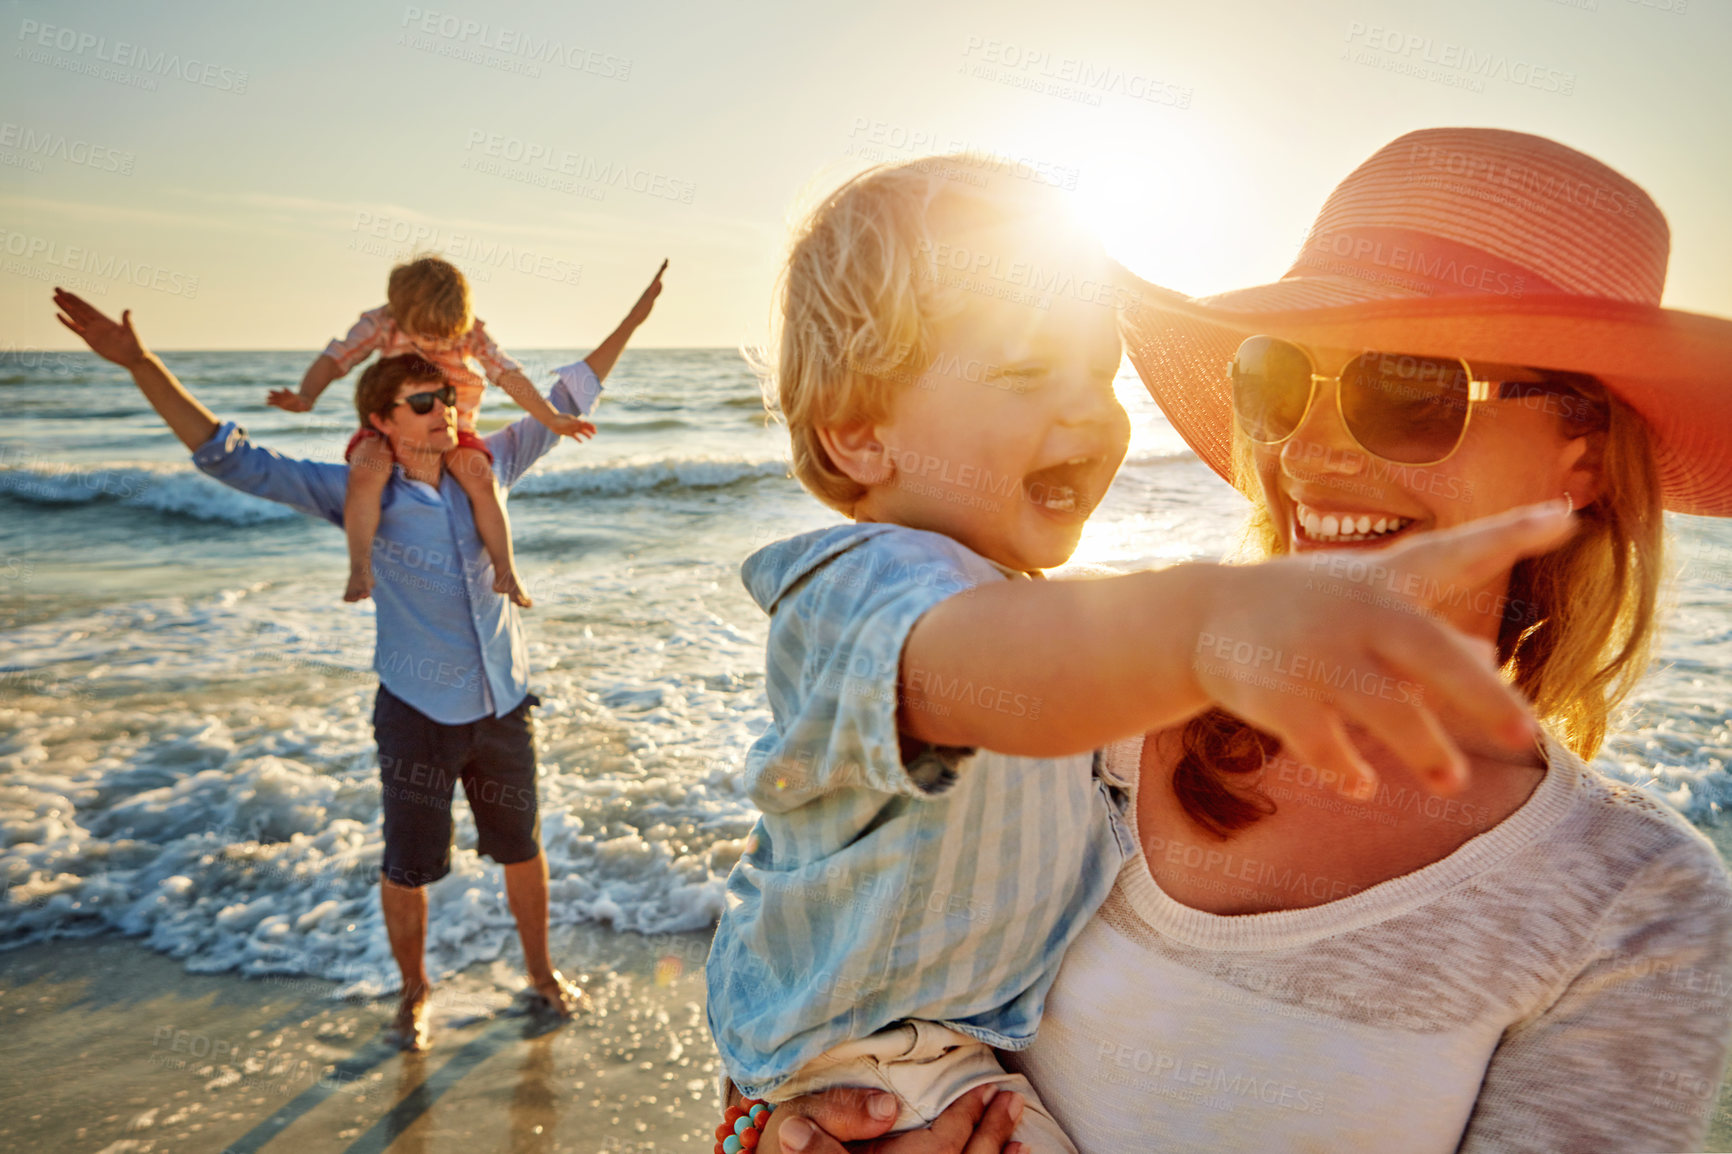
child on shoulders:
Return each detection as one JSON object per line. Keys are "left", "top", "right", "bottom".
{"left": 267, "top": 256, "right": 593, "bottom": 605}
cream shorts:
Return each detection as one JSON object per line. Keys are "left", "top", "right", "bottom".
{"left": 768, "top": 1020, "right": 1078, "bottom": 1153}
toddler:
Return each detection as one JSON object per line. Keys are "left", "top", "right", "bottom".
{"left": 267, "top": 256, "right": 593, "bottom": 605}
{"left": 705, "top": 157, "right": 1141, "bottom": 1153}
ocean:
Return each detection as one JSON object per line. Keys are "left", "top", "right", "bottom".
{"left": 2, "top": 348, "right": 1730, "bottom": 995}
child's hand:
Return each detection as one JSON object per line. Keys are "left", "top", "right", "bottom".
{"left": 543, "top": 413, "right": 596, "bottom": 441}
{"left": 266, "top": 389, "right": 314, "bottom": 412}
{"left": 1191, "top": 502, "right": 1576, "bottom": 798}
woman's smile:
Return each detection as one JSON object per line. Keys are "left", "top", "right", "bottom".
{"left": 1288, "top": 499, "right": 1420, "bottom": 549}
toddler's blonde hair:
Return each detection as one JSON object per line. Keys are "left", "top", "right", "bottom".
{"left": 387, "top": 256, "right": 473, "bottom": 341}
{"left": 758, "top": 154, "right": 1083, "bottom": 515}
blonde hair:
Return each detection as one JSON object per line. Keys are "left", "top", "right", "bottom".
{"left": 1178, "top": 375, "right": 1665, "bottom": 835}
{"left": 386, "top": 256, "right": 473, "bottom": 341}
{"left": 755, "top": 154, "right": 1081, "bottom": 515}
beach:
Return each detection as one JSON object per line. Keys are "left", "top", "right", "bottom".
{"left": 0, "top": 925, "right": 719, "bottom": 1154}
{"left": 5, "top": 347, "right": 1732, "bottom": 1150}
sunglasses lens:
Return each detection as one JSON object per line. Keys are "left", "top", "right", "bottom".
{"left": 404, "top": 385, "right": 453, "bottom": 415}
{"left": 1230, "top": 337, "right": 1314, "bottom": 443}
{"left": 1340, "top": 353, "right": 1473, "bottom": 464}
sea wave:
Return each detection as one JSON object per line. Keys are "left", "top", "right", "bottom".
{"left": 512, "top": 456, "right": 790, "bottom": 498}
{"left": 0, "top": 463, "right": 297, "bottom": 524}
{"left": 0, "top": 453, "right": 795, "bottom": 526}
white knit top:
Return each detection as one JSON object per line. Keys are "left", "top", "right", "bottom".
{"left": 1006, "top": 730, "right": 1732, "bottom": 1153}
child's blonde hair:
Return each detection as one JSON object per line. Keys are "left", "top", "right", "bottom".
{"left": 387, "top": 256, "right": 473, "bottom": 341}
{"left": 759, "top": 154, "right": 1084, "bottom": 515}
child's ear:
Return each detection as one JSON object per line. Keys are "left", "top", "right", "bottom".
{"left": 816, "top": 421, "right": 894, "bottom": 487}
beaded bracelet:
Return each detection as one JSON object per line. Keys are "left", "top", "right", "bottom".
{"left": 715, "top": 1097, "right": 773, "bottom": 1153}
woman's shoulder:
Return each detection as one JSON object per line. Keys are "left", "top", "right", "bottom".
{"left": 1545, "top": 742, "right": 1732, "bottom": 910}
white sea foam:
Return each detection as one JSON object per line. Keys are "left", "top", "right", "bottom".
{"left": 0, "top": 578, "right": 767, "bottom": 989}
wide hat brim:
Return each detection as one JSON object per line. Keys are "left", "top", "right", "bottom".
{"left": 1119, "top": 272, "right": 1732, "bottom": 517}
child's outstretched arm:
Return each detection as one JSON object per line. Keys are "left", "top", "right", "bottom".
{"left": 266, "top": 354, "right": 343, "bottom": 413}
{"left": 899, "top": 506, "right": 1572, "bottom": 794}
{"left": 494, "top": 369, "right": 596, "bottom": 441}
{"left": 268, "top": 309, "right": 384, "bottom": 412}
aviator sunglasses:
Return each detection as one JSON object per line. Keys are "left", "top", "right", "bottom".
{"left": 390, "top": 383, "right": 457, "bottom": 415}
{"left": 1229, "top": 335, "right": 1512, "bottom": 467}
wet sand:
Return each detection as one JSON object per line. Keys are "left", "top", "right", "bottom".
{"left": 10, "top": 848, "right": 1732, "bottom": 1154}
{"left": 0, "top": 925, "right": 721, "bottom": 1154}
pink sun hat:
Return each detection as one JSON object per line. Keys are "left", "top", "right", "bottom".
{"left": 1118, "top": 126, "right": 1732, "bottom": 516}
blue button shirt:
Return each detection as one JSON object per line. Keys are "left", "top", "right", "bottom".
{"left": 191, "top": 363, "right": 600, "bottom": 724}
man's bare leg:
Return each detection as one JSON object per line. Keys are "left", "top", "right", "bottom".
{"left": 380, "top": 874, "right": 433, "bottom": 1049}
{"left": 503, "top": 852, "right": 586, "bottom": 1016}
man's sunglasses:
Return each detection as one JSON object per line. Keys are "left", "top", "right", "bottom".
{"left": 1228, "top": 335, "right": 1571, "bottom": 467}
{"left": 390, "top": 384, "right": 457, "bottom": 415}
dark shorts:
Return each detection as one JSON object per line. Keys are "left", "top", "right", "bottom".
{"left": 373, "top": 684, "right": 542, "bottom": 888}
{"left": 346, "top": 427, "right": 493, "bottom": 463}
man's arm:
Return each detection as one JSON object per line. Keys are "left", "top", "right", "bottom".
{"left": 487, "top": 260, "right": 666, "bottom": 487}
{"left": 55, "top": 288, "right": 217, "bottom": 450}
{"left": 585, "top": 259, "right": 665, "bottom": 382}
{"left": 54, "top": 289, "right": 349, "bottom": 523}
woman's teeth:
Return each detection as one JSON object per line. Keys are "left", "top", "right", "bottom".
{"left": 1296, "top": 504, "right": 1413, "bottom": 543}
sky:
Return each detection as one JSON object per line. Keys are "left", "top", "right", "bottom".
{"left": 2, "top": 0, "right": 1728, "bottom": 351}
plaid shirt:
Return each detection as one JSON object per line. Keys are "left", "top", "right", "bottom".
{"left": 323, "top": 306, "right": 525, "bottom": 433}
{"left": 706, "top": 523, "right": 1134, "bottom": 1099}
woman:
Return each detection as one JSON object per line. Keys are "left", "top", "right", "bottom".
{"left": 750, "top": 128, "right": 1732, "bottom": 1152}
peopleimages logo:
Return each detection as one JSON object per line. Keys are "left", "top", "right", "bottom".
{"left": 1342, "top": 22, "right": 1576, "bottom": 96}
{"left": 0, "top": 229, "right": 200, "bottom": 298}
{"left": 0, "top": 122, "right": 135, "bottom": 175}
{"left": 400, "top": 8, "right": 632, "bottom": 80}
{"left": 16, "top": 20, "right": 250, "bottom": 94}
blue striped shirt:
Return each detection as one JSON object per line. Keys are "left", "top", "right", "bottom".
{"left": 706, "top": 523, "right": 1134, "bottom": 1099}
{"left": 190, "top": 362, "right": 600, "bottom": 725}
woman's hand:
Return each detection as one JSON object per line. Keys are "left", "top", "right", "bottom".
{"left": 752, "top": 1085, "right": 1025, "bottom": 1154}
{"left": 1194, "top": 501, "right": 1576, "bottom": 796}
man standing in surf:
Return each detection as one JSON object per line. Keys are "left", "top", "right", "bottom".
{"left": 50, "top": 264, "right": 664, "bottom": 1050}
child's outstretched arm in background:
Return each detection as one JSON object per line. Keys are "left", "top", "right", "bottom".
{"left": 266, "top": 353, "right": 344, "bottom": 413}
{"left": 267, "top": 309, "right": 388, "bottom": 414}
